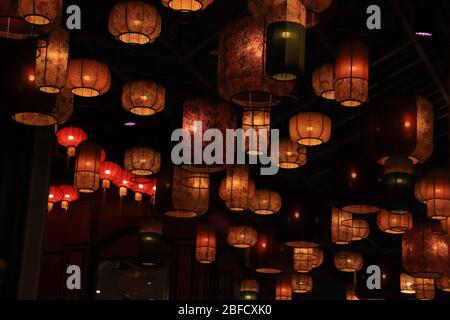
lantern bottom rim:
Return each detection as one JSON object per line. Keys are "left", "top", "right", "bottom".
{"left": 321, "top": 91, "right": 336, "bottom": 100}
{"left": 23, "top": 14, "right": 51, "bottom": 26}
{"left": 278, "top": 162, "right": 300, "bottom": 169}
{"left": 39, "top": 85, "right": 62, "bottom": 94}
{"left": 167, "top": 0, "right": 203, "bottom": 11}
{"left": 118, "top": 32, "right": 151, "bottom": 45}
{"left": 272, "top": 73, "right": 297, "bottom": 81}
{"left": 13, "top": 112, "right": 57, "bottom": 127}
{"left": 165, "top": 209, "right": 198, "bottom": 218}
{"left": 296, "top": 138, "right": 324, "bottom": 147}
{"left": 253, "top": 209, "right": 275, "bottom": 215}
{"left": 341, "top": 205, "right": 380, "bottom": 215}
{"left": 71, "top": 87, "right": 101, "bottom": 98}
{"left": 286, "top": 241, "right": 319, "bottom": 248}
{"left": 129, "top": 107, "right": 158, "bottom": 116}
{"left": 255, "top": 268, "right": 282, "bottom": 274}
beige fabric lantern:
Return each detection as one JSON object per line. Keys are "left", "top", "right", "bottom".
{"left": 19, "top": 0, "right": 62, "bottom": 25}
{"left": 242, "top": 108, "right": 271, "bottom": 156}
{"left": 312, "top": 63, "right": 335, "bottom": 100}
{"left": 249, "top": 189, "right": 282, "bottom": 215}
{"left": 124, "top": 147, "right": 161, "bottom": 176}
{"left": 108, "top": 1, "right": 161, "bottom": 45}
{"left": 291, "top": 273, "right": 313, "bottom": 294}
{"left": 414, "top": 278, "right": 435, "bottom": 300}
{"left": 67, "top": 59, "right": 111, "bottom": 97}
{"left": 415, "top": 169, "right": 450, "bottom": 220}
{"left": 344, "top": 219, "right": 370, "bottom": 241}
{"left": 224, "top": 166, "right": 251, "bottom": 211}
{"left": 278, "top": 139, "right": 307, "bottom": 169}
{"left": 400, "top": 273, "right": 416, "bottom": 294}
{"left": 227, "top": 226, "right": 257, "bottom": 248}
{"left": 331, "top": 208, "right": 353, "bottom": 245}
{"left": 293, "top": 247, "right": 323, "bottom": 273}
{"left": 122, "top": 81, "right": 165, "bottom": 116}
{"left": 289, "top": 112, "right": 331, "bottom": 146}
{"left": 334, "top": 251, "right": 363, "bottom": 272}
{"left": 161, "top": 0, "right": 213, "bottom": 12}
{"left": 377, "top": 210, "right": 413, "bottom": 235}
{"left": 74, "top": 141, "right": 102, "bottom": 193}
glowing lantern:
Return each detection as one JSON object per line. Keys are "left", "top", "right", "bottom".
{"left": 400, "top": 273, "right": 416, "bottom": 294}
{"left": 224, "top": 166, "right": 250, "bottom": 211}
{"left": 414, "top": 278, "right": 435, "bottom": 300}
{"left": 161, "top": 0, "right": 213, "bottom": 12}
{"left": 220, "top": 178, "right": 255, "bottom": 205}
{"left": 124, "top": 147, "right": 161, "bottom": 177}
{"left": 415, "top": 169, "right": 450, "bottom": 220}
{"left": 289, "top": 112, "right": 331, "bottom": 146}
{"left": 196, "top": 224, "right": 216, "bottom": 264}
{"left": 293, "top": 247, "right": 324, "bottom": 273}
{"left": 250, "top": 229, "right": 285, "bottom": 274}
{"left": 74, "top": 141, "right": 102, "bottom": 193}
{"left": 334, "top": 41, "right": 369, "bottom": 107}
{"left": 240, "top": 280, "right": 259, "bottom": 300}
{"left": 67, "top": 59, "right": 111, "bottom": 97}
{"left": 402, "top": 223, "right": 448, "bottom": 279}
{"left": 35, "top": 27, "right": 69, "bottom": 93}
{"left": 275, "top": 276, "right": 292, "bottom": 300}
{"left": 312, "top": 63, "right": 335, "bottom": 100}
{"left": 100, "top": 161, "right": 121, "bottom": 189}
{"left": 59, "top": 185, "right": 79, "bottom": 211}
{"left": 227, "top": 226, "right": 257, "bottom": 249}
{"left": 278, "top": 139, "right": 307, "bottom": 169}
{"left": 331, "top": 208, "right": 353, "bottom": 245}
{"left": 218, "top": 15, "right": 296, "bottom": 108}
{"left": 377, "top": 210, "right": 413, "bottom": 235}
{"left": 347, "top": 219, "right": 370, "bottom": 241}
{"left": 18, "top": 0, "right": 62, "bottom": 25}
{"left": 334, "top": 251, "right": 363, "bottom": 272}
{"left": 242, "top": 108, "right": 271, "bottom": 156}
{"left": 291, "top": 273, "right": 313, "bottom": 294}
{"left": 131, "top": 178, "right": 155, "bottom": 202}
{"left": 108, "top": 1, "right": 161, "bottom": 45}
{"left": 437, "top": 275, "right": 450, "bottom": 292}
{"left": 56, "top": 126, "right": 88, "bottom": 157}
{"left": 113, "top": 169, "right": 133, "bottom": 197}
{"left": 346, "top": 284, "right": 360, "bottom": 300}
{"left": 122, "top": 81, "right": 165, "bottom": 116}
{"left": 47, "top": 185, "right": 62, "bottom": 212}
{"left": 249, "top": 189, "right": 282, "bottom": 215}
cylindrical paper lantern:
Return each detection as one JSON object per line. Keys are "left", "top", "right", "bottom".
{"left": 249, "top": 189, "right": 282, "bottom": 215}
{"left": 122, "top": 81, "right": 165, "bottom": 116}
{"left": 250, "top": 228, "right": 285, "bottom": 274}
{"left": 289, "top": 112, "right": 331, "bottom": 146}
{"left": 242, "top": 108, "right": 271, "bottom": 156}
{"left": 18, "top": 0, "right": 62, "bottom": 25}
{"left": 415, "top": 169, "right": 450, "bottom": 220}
{"left": 56, "top": 126, "right": 88, "bottom": 157}
{"left": 334, "top": 251, "right": 363, "bottom": 272}
{"left": 293, "top": 247, "right": 323, "bottom": 273}
{"left": 100, "top": 161, "right": 121, "bottom": 189}
{"left": 224, "top": 166, "right": 250, "bottom": 211}
{"left": 131, "top": 178, "right": 155, "bottom": 202}
{"left": 59, "top": 185, "right": 79, "bottom": 211}
{"left": 240, "top": 279, "right": 259, "bottom": 300}
{"left": 227, "top": 226, "right": 257, "bottom": 249}
{"left": 74, "top": 141, "right": 102, "bottom": 193}
{"left": 278, "top": 139, "right": 307, "bottom": 169}
{"left": 124, "top": 147, "right": 161, "bottom": 176}
{"left": 67, "top": 59, "right": 111, "bottom": 97}
{"left": 312, "top": 63, "right": 335, "bottom": 100}
{"left": 331, "top": 208, "right": 353, "bottom": 245}
{"left": 291, "top": 273, "right": 313, "bottom": 294}
{"left": 161, "top": 0, "right": 213, "bottom": 12}
{"left": 345, "top": 219, "right": 369, "bottom": 241}
{"left": 108, "top": 1, "right": 161, "bottom": 45}
{"left": 47, "top": 185, "right": 62, "bottom": 212}
{"left": 334, "top": 41, "right": 369, "bottom": 107}
{"left": 275, "top": 276, "right": 292, "bottom": 300}
{"left": 400, "top": 273, "right": 416, "bottom": 294}
{"left": 196, "top": 224, "right": 216, "bottom": 264}
{"left": 414, "top": 278, "right": 435, "bottom": 300}
{"left": 377, "top": 210, "right": 413, "bottom": 235}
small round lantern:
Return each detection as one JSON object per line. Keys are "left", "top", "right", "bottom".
{"left": 334, "top": 251, "right": 364, "bottom": 272}
{"left": 18, "top": 0, "right": 62, "bottom": 25}
{"left": 74, "top": 141, "right": 102, "bottom": 193}
{"left": 400, "top": 273, "right": 416, "bottom": 294}
{"left": 56, "top": 126, "right": 88, "bottom": 157}
{"left": 227, "top": 226, "right": 257, "bottom": 249}
{"left": 196, "top": 224, "right": 216, "bottom": 264}
{"left": 100, "top": 161, "right": 121, "bottom": 189}
{"left": 377, "top": 210, "right": 413, "bottom": 235}
{"left": 289, "top": 112, "right": 331, "bottom": 146}
{"left": 240, "top": 279, "right": 259, "bottom": 300}
{"left": 48, "top": 185, "right": 63, "bottom": 212}
{"left": 67, "top": 59, "right": 111, "bottom": 97}
{"left": 291, "top": 273, "right": 313, "bottom": 294}
{"left": 59, "top": 185, "right": 79, "bottom": 211}
{"left": 312, "top": 63, "right": 335, "bottom": 100}
{"left": 122, "top": 81, "right": 165, "bottom": 116}
{"left": 124, "top": 147, "right": 161, "bottom": 177}
{"left": 278, "top": 139, "right": 307, "bottom": 169}
{"left": 249, "top": 189, "right": 282, "bottom": 215}
{"left": 414, "top": 278, "right": 435, "bottom": 300}
{"left": 161, "top": 0, "right": 213, "bottom": 12}
{"left": 415, "top": 169, "right": 450, "bottom": 220}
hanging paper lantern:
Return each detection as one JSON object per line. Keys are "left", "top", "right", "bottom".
{"left": 220, "top": 178, "right": 255, "bottom": 205}
{"left": 161, "top": 0, "right": 213, "bottom": 12}
{"left": 223, "top": 166, "right": 251, "bottom": 211}
{"left": 437, "top": 275, "right": 450, "bottom": 292}
{"left": 240, "top": 280, "right": 259, "bottom": 300}
{"left": 346, "top": 284, "right": 360, "bottom": 300}
{"left": 182, "top": 98, "right": 237, "bottom": 172}
{"left": 312, "top": 63, "right": 335, "bottom": 100}
{"left": 113, "top": 169, "right": 133, "bottom": 197}
{"left": 59, "top": 185, "right": 79, "bottom": 211}
{"left": 293, "top": 247, "right": 323, "bottom": 273}
{"left": 131, "top": 178, "right": 155, "bottom": 202}
{"left": 122, "top": 81, "right": 165, "bottom": 116}
{"left": 249, "top": 189, "right": 282, "bottom": 215}
{"left": 265, "top": 0, "right": 307, "bottom": 81}
{"left": 400, "top": 273, "right": 416, "bottom": 294}
{"left": 227, "top": 226, "right": 257, "bottom": 249}
{"left": 124, "top": 147, "right": 161, "bottom": 177}
{"left": 415, "top": 169, "right": 450, "bottom": 220}
{"left": 242, "top": 108, "right": 271, "bottom": 156}
{"left": 365, "top": 96, "right": 433, "bottom": 165}
{"left": 384, "top": 156, "right": 414, "bottom": 175}
{"left": 414, "top": 278, "right": 435, "bottom": 300}
{"left": 108, "top": 1, "right": 161, "bottom": 45}
{"left": 74, "top": 141, "right": 102, "bottom": 193}
{"left": 377, "top": 210, "right": 413, "bottom": 235}
{"left": 196, "top": 224, "right": 216, "bottom": 264}
{"left": 291, "top": 273, "right": 313, "bottom": 294}
{"left": 331, "top": 208, "right": 353, "bottom": 245}
{"left": 303, "top": 0, "right": 333, "bottom": 13}
{"left": 56, "top": 126, "right": 88, "bottom": 157}
{"left": 278, "top": 139, "right": 307, "bottom": 169}
{"left": 34, "top": 27, "right": 69, "bottom": 94}
{"left": 402, "top": 222, "right": 448, "bottom": 279}
{"left": 218, "top": 15, "right": 296, "bottom": 108}
{"left": 334, "top": 251, "right": 363, "bottom": 272}
{"left": 289, "top": 112, "right": 331, "bottom": 147}
{"left": 346, "top": 219, "right": 370, "bottom": 241}
{"left": 99, "top": 161, "right": 121, "bottom": 189}
{"left": 334, "top": 41, "right": 369, "bottom": 107}
{"left": 67, "top": 59, "right": 111, "bottom": 97}
{"left": 18, "top": 0, "right": 62, "bottom": 25}
{"left": 47, "top": 185, "right": 62, "bottom": 212}
{"left": 275, "top": 276, "right": 292, "bottom": 300}
{"left": 250, "top": 228, "right": 285, "bottom": 274}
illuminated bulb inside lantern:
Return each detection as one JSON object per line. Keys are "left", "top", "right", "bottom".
{"left": 83, "top": 75, "right": 91, "bottom": 81}
{"left": 281, "top": 31, "right": 291, "bottom": 38}
{"left": 294, "top": 212, "right": 300, "bottom": 219}
{"left": 68, "top": 135, "right": 74, "bottom": 141}
{"left": 306, "top": 126, "right": 314, "bottom": 132}
{"left": 152, "top": 186, "right": 157, "bottom": 191}
{"left": 61, "top": 201, "right": 69, "bottom": 211}
{"left": 47, "top": 202, "right": 54, "bottom": 212}
{"left": 404, "top": 121, "right": 411, "bottom": 128}
{"left": 261, "top": 242, "right": 267, "bottom": 249}
{"left": 351, "top": 171, "right": 357, "bottom": 179}
{"left": 104, "top": 170, "right": 111, "bottom": 175}
{"left": 28, "top": 74, "right": 35, "bottom": 82}
{"left": 135, "top": 192, "right": 143, "bottom": 202}
{"left": 49, "top": 194, "right": 54, "bottom": 199}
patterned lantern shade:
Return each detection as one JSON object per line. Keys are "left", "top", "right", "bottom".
{"left": 182, "top": 98, "right": 237, "bottom": 172}
{"left": 437, "top": 275, "right": 450, "bottom": 292}
{"left": 56, "top": 126, "right": 88, "bottom": 157}
{"left": 100, "top": 161, "right": 121, "bottom": 189}
{"left": 220, "top": 178, "right": 255, "bottom": 203}
{"left": 331, "top": 208, "right": 353, "bottom": 245}
{"left": 402, "top": 223, "right": 448, "bottom": 279}
{"left": 122, "top": 81, "right": 165, "bottom": 116}
{"left": 196, "top": 224, "right": 216, "bottom": 264}
{"left": 334, "top": 41, "right": 369, "bottom": 107}
{"left": 249, "top": 189, "right": 282, "bottom": 215}
{"left": 113, "top": 169, "right": 133, "bottom": 197}
{"left": 289, "top": 112, "right": 331, "bottom": 147}
{"left": 302, "top": 0, "right": 333, "bottom": 13}
{"left": 224, "top": 166, "right": 250, "bottom": 211}
{"left": 74, "top": 141, "right": 102, "bottom": 193}
{"left": 293, "top": 247, "right": 324, "bottom": 273}
{"left": 346, "top": 219, "right": 370, "bottom": 241}
{"left": 240, "top": 279, "right": 259, "bottom": 300}
{"left": 59, "top": 185, "right": 79, "bottom": 211}
{"left": 334, "top": 251, "right": 363, "bottom": 272}
{"left": 414, "top": 278, "right": 435, "bottom": 300}
{"left": 291, "top": 273, "right": 313, "bottom": 294}
{"left": 124, "top": 147, "right": 161, "bottom": 177}
{"left": 227, "top": 226, "right": 257, "bottom": 249}
{"left": 400, "top": 273, "right": 416, "bottom": 294}
{"left": 48, "top": 185, "right": 63, "bottom": 212}
{"left": 377, "top": 210, "right": 413, "bottom": 235}
{"left": 312, "top": 63, "right": 335, "bottom": 100}
{"left": 415, "top": 169, "right": 450, "bottom": 220}
{"left": 346, "top": 284, "right": 360, "bottom": 300}
{"left": 276, "top": 276, "right": 292, "bottom": 300}
{"left": 34, "top": 27, "right": 69, "bottom": 93}
{"left": 218, "top": 15, "right": 296, "bottom": 108}
{"left": 242, "top": 108, "right": 271, "bottom": 156}
{"left": 365, "top": 96, "right": 434, "bottom": 165}
{"left": 67, "top": 59, "right": 111, "bottom": 97}
{"left": 165, "top": 166, "right": 210, "bottom": 218}
{"left": 108, "top": 1, "right": 161, "bottom": 45}
{"left": 18, "top": 0, "right": 62, "bottom": 25}
{"left": 278, "top": 139, "right": 307, "bottom": 169}
{"left": 161, "top": 0, "right": 213, "bottom": 12}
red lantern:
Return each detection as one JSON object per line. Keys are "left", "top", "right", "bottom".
{"left": 131, "top": 177, "right": 156, "bottom": 202}
{"left": 47, "top": 185, "right": 62, "bottom": 212}
{"left": 196, "top": 224, "right": 216, "bottom": 264}
{"left": 59, "top": 185, "right": 79, "bottom": 211}
{"left": 100, "top": 161, "right": 121, "bottom": 189}
{"left": 56, "top": 126, "right": 88, "bottom": 157}
{"left": 113, "top": 169, "right": 133, "bottom": 197}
